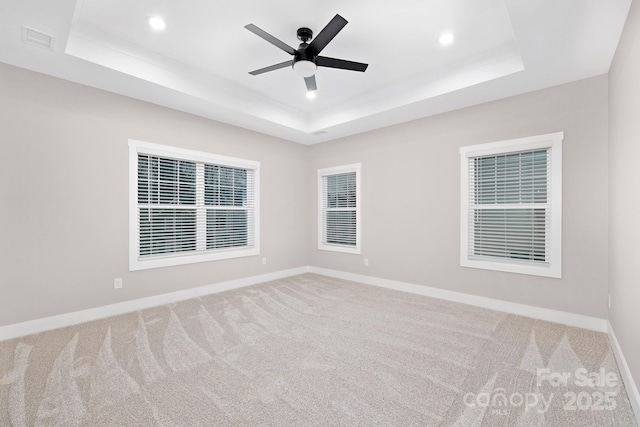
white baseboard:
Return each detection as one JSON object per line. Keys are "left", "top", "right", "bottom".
{"left": 0, "top": 265, "right": 608, "bottom": 340}
{"left": 0, "top": 266, "right": 310, "bottom": 342}
{"left": 608, "top": 321, "right": 640, "bottom": 423}
{"left": 308, "top": 267, "right": 608, "bottom": 332}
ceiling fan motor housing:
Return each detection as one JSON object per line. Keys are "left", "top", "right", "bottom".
{"left": 293, "top": 52, "right": 317, "bottom": 77}
{"left": 293, "top": 28, "right": 317, "bottom": 77}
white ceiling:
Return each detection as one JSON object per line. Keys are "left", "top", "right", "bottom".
{"left": 0, "top": 0, "right": 632, "bottom": 144}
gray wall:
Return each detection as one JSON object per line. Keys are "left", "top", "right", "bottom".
{"left": 310, "top": 75, "right": 610, "bottom": 319}
{"left": 0, "top": 62, "right": 611, "bottom": 328}
{"left": 0, "top": 63, "right": 310, "bottom": 326}
{"left": 609, "top": 0, "right": 640, "bottom": 398}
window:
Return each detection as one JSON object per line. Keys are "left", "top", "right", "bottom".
{"left": 318, "top": 164, "right": 361, "bottom": 254}
{"left": 129, "top": 140, "right": 259, "bottom": 271}
{"left": 460, "top": 132, "right": 562, "bottom": 278}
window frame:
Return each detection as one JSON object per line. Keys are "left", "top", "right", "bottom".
{"left": 317, "top": 163, "right": 362, "bottom": 254}
{"left": 459, "top": 132, "right": 563, "bottom": 278}
{"left": 129, "top": 140, "right": 260, "bottom": 271}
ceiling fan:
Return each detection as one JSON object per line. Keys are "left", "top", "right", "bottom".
{"left": 245, "top": 14, "right": 368, "bottom": 94}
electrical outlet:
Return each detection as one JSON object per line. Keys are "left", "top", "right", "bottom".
{"left": 364, "top": 258, "right": 369, "bottom": 267}
{"left": 262, "top": 257, "right": 267, "bottom": 265}
{"left": 608, "top": 295, "right": 611, "bottom": 309}
{"left": 114, "top": 278, "right": 123, "bottom": 289}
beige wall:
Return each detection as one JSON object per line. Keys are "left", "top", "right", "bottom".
{"left": 609, "top": 0, "right": 640, "bottom": 397}
{"left": 0, "top": 63, "right": 310, "bottom": 326}
{"left": 310, "top": 75, "right": 610, "bottom": 319}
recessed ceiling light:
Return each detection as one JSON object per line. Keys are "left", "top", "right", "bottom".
{"left": 306, "top": 91, "right": 316, "bottom": 99}
{"left": 148, "top": 16, "right": 166, "bottom": 31}
{"left": 439, "top": 32, "right": 454, "bottom": 45}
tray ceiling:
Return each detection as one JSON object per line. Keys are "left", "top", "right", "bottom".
{"left": 0, "top": 0, "right": 631, "bottom": 144}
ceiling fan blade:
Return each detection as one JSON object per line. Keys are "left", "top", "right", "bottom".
{"left": 249, "top": 60, "right": 293, "bottom": 76}
{"left": 245, "top": 24, "right": 296, "bottom": 55}
{"left": 317, "top": 56, "right": 368, "bottom": 72}
{"left": 307, "top": 14, "right": 348, "bottom": 56}
{"left": 304, "top": 75, "right": 317, "bottom": 91}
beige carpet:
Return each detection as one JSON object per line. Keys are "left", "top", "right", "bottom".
{"left": 0, "top": 273, "right": 636, "bottom": 426}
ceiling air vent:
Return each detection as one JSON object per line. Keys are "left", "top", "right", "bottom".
{"left": 21, "top": 26, "right": 55, "bottom": 50}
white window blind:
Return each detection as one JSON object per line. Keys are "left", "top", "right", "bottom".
{"left": 318, "top": 164, "right": 361, "bottom": 254}
{"left": 137, "top": 155, "right": 198, "bottom": 256}
{"left": 469, "top": 149, "right": 548, "bottom": 262}
{"left": 204, "top": 164, "right": 255, "bottom": 250}
{"left": 130, "top": 140, "right": 259, "bottom": 271}
{"left": 460, "top": 133, "right": 562, "bottom": 278}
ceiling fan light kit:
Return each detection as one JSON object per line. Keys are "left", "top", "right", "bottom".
{"left": 245, "top": 14, "right": 368, "bottom": 95}
{"left": 293, "top": 60, "right": 316, "bottom": 78}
